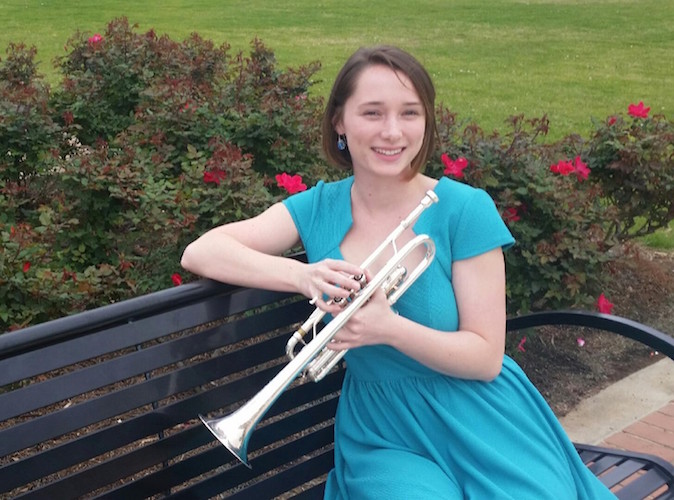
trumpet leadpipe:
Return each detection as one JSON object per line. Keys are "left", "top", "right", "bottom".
{"left": 305, "top": 234, "right": 435, "bottom": 382}
{"left": 201, "top": 189, "right": 439, "bottom": 467}
{"left": 284, "top": 190, "right": 438, "bottom": 361}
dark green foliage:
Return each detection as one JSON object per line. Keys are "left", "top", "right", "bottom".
{"left": 585, "top": 113, "right": 674, "bottom": 240}
{"left": 0, "top": 43, "right": 61, "bottom": 184}
{"left": 428, "top": 112, "right": 618, "bottom": 312}
{"left": 1, "top": 17, "right": 672, "bottom": 331}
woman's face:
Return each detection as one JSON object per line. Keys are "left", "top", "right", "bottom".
{"left": 336, "top": 64, "right": 426, "bottom": 179}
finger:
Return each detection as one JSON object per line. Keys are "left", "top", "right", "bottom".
{"left": 331, "top": 273, "right": 365, "bottom": 295}
{"left": 326, "top": 258, "right": 364, "bottom": 277}
{"left": 321, "top": 275, "right": 365, "bottom": 302}
{"left": 326, "top": 341, "right": 348, "bottom": 351}
{"left": 312, "top": 296, "right": 345, "bottom": 315}
{"left": 324, "top": 260, "right": 365, "bottom": 289}
{"left": 321, "top": 281, "right": 354, "bottom": 301}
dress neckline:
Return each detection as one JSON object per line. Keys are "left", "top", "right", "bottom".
{"left": 336, "top": 176, "right": 443, "bottom": 262}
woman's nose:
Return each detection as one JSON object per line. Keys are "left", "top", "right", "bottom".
{"left": 381, "top": 116, "right": 402, "bottom": 140}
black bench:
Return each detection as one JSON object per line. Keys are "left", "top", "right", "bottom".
{"left": 1, "top": 279, "right": 673, "bottom": 499}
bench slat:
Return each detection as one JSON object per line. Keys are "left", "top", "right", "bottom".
{"left": 575, "top": 444, "right": 674, "bottom": 499}
{"left": 0, "top": 287, "right": 295, "bottom": 384}
{"left": 291, "top": 482, "right": 327, "bottom": 500}
{"left": 599, "top": 459, "right": 653, "bottom": 488}
{"left": 169, "top": 429, "right": 335, "bottom": 499}
{"left": 614, "top": 468, "right": 672, "bottom": 500}
{"left": 0, "top": 299, "right": 309, "bottom": 421}
{"left": 227, "top": 449, "right": 334, "bottom": 500}
{"left": 0, "top": 282, "right": 291, "bottom": 359}
{"left": 101, "top": 399, "right": 339, "bottom": 499}
{"left": 0, "top": 331, "right": 294, "bottom": 455}
{"left": 1, "top": 368, "right": 343, "bottom": 496}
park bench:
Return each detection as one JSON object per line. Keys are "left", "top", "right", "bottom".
{"left": 1, "top": 274, "right": 673, "bottom": 499}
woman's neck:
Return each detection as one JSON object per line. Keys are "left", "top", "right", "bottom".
{"left": 350, "top": 171, "right": 432, "bottom": 216}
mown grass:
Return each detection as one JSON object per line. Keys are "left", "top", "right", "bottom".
{"left": 639, "top": 221, "right": 674, "bottom": 250}
{"left": 1, "top": 0, "right": 673, "bottom": 248}
{"left": 1, "top": 0, "right": 673, "bottom": 138}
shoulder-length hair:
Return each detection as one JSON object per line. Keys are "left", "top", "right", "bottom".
{"left": 321, "top": 46, "right": 437, "bottom": 174}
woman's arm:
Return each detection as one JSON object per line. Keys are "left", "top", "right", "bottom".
{"left": 181, "top": 203, "right": 303, "bottom": 291}
{"left": 329, "top": 247, "right": 507, "bottom": 381}
{"left": 181, "top": 203, "right": 364, "bottom": 311}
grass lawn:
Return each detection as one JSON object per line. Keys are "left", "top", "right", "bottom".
{"left": 1, "top": 0, "right": 673, "bottom": 249}
{"left": 1, "top": 0, "right": 673, "bottom": 139}
{"left": 640, "top": 221, "right": 674, "bottom": 250}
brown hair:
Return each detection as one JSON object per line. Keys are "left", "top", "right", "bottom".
{"left": 321, "top": 46, "right": 437, "bottom": 173}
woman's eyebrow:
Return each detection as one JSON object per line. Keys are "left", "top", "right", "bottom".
{"left": 358, "top": 100, "right": 422, "bottom": 107}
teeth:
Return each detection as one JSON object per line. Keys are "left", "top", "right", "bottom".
{"left": 373, "top": 148, "right": 402, "bottom": 156}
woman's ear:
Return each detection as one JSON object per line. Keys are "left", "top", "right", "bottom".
{"left": 333, "top": 113, "right": 345, "bottom": 135}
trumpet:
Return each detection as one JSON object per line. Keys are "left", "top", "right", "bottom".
{"left": 200, "top": 190, "right": 438, "bottom": 467}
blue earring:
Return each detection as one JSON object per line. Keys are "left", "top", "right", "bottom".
{"left": 337, "top": 135, "right": 347, "bottom": 151}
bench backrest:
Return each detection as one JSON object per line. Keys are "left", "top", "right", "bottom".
{"left": 2, "top": 277, "right": 673, "bottom": 499}
{"left": 0, "top": 279, "right": 339, "bottom": 499}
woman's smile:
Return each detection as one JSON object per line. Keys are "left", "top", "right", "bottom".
{"left": 373, "top": 147, "right": 404, "bottom": 157}
{"left": 336, "top": 64, "right": 425, "bottom": 178}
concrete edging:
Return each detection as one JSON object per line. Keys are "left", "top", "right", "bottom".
{"left": 560, "top": 357, "right": 674, "bottom": 444}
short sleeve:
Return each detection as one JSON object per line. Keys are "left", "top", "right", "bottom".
{"left": 450, "top": 188, "right": 515, "bottom": 261}
{"left": 281, "top": 178, "right": 354, "bottom": 263}
{"left": 282, "top": 182, "right": 321, "bottom": 245}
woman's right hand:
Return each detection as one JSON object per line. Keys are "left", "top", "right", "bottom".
{"left": 299, "top": 259, "right": 365, "bottom": 314}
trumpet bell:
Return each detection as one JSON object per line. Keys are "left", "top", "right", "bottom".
{"left": 199, "top": 413, "right": 252, "bottom": 468}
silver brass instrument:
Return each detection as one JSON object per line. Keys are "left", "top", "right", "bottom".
{"left": 200, "top": 190, "right": 438, "bottom": 467}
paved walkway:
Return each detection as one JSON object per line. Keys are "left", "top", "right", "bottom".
{"left": 560, "top": 358, "right": 674, "bottom": 463}
{"left": 599, "top": 400, "right": 674, "bottom": 463}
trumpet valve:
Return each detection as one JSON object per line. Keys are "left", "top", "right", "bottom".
{"left": 383, "top": 266, "right": 407, "bottom": 297}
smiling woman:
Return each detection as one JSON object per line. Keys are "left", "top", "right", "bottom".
{"left": 321, "top": 46, "right": 437, "bottom": 179}
{"left": 180, "top": 45, "right": 620, "bottom": 499}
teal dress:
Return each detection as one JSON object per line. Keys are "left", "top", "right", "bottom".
{"left": 283, "top": 176, "right": 616, "bottom": 499}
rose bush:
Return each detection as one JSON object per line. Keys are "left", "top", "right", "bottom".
{"left": 1, "top": 18, "right": 672, "bottom": 331}
{"left": 0, "top": 43, "right": 61, "bottom": 184}
{"left": 585, "top": 105, "right": 674, "bottom": 240}
{"left": 428, "top": 112, "right": 617, "bottom": 312}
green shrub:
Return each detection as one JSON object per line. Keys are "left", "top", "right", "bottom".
{"left": 52, "top": 17, "right": 203, "bottom": 145}
{"left": 0, "top": 43, "right": 61, "bottom": 183}
{"left": 51, "top": 18, "right": 332, "bottom": 186}
{"left": 1, "top": 19, "right": 672, "bottom": 331}
{"left": 0, "top": 43, "right": 123, "bottom": 330}
{"left": 428, "top": 112, "right": 617, "bottom": 312}
{"left": 1, "top": 18, "right": 333, "bottom": 328}
{"left": 585, "top": 107, "right": 674, "bottom": 240}
{"left": 220, "top": 39, "right": 332, "bottom": 184}
{"left": 0, "top": 201, "right": 133, "bottom": 330}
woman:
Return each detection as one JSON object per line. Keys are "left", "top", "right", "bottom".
{"left": 181, "top": 46, "right": 616, "bottom": 499}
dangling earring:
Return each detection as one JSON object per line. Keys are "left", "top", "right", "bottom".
{"left": 337, "top": 134, "right": 347, "bottom": 151}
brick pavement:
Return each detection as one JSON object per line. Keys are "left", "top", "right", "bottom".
{"left": 599, "top": 400, "right": 674, "bottom": 463}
